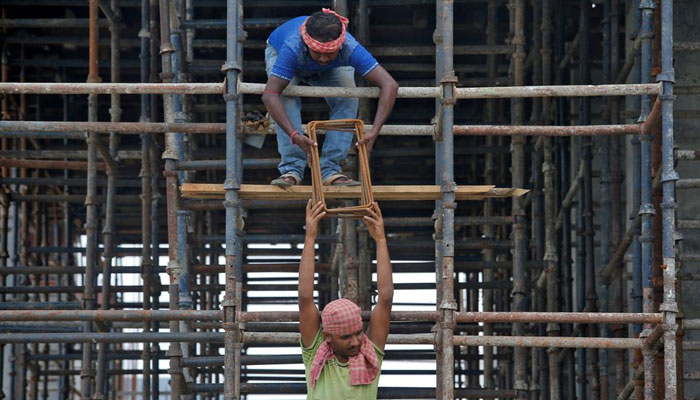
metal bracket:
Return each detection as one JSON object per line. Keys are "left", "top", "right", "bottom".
{"left": 432, "top": 30, "right": 443, "bottom": 45}
{"left": 659, "top": 302, "right": 679, "bottom": 313}
{"left": 223, "top": 178, "right": 240, "bottom": 191}
{"left": 221, "top": 61, "right": 242, "bottom": 74}
{"left": 639, "top": 0, "right": 657, "bottom": 9}
{"left": 441, "top": 181, "right": 457, "bottom": 194}
{"left": 439, "top": 71, "right": 458, "bottom": 106}
{"left": 656, "top": 70, "right": 676, "bottom": 83}
{"left": 661, "top": 169, "right": 680, "bottom": 182}
{"left": 166, "top": 260, "right": 182, "bottom": 278}
{"left": 638, "top": 203, "right": 656, "bottom": 216}
{"left": 439, "top": 300, "right": 458, "bottom": 311}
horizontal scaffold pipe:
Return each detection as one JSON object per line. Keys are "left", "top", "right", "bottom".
{"left": 242, "top": 332, "right": 435, "bottom": 345}
{"left": 240, "top": 82, "right": 661, "bottom": 99}
{"left": 0, "top": 332, "right": 434, "bottom": 345}
{"left": 0, "top": 82, "right": 223, "bottom": 95}
{"left": 454, "top": 335, "right": 644, "bottom": 349}
{"left": 238, "top": 311, "right": 660, "bottom": 324}
{"left": 0, "top": 310, "right": 222, "bottom": 322}
{"left": 0, "top": 81, "right": 661, "bottom": 99}
{"left": 239, "top": 311, "right": 439, "bottom": 323}
{"left": 0, "top": 121, "right": 645, "bottom": 137}
{"left": 455, "top": 312, "right": 662, "bottom": 324}
{"left": 0, "top": 332, "right": 223, "bottom": 343}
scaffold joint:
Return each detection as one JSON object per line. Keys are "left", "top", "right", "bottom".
{"left": 657, "top": 70, "right": 676, "bottom": 84}
{"left": 639, "top": 0, "right": 656, "bottom": 10}
{"left": 221, "top": 61, "right": 242, "bottom": 73}
{"left": 638, "top": 203, "right": 655, "bottom": 216}
{"left": 659, "top": 302, "right": 679, "bottom": 313}
{"left": 661, "top": 171, "right": 680, "bottom": 183}
{"left": 166, "top": 260, "right": 182, "bottom": 278}
{"left": 223, "top": 179, "right": 240, "bottom": 191}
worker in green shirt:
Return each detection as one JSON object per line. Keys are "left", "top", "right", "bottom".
{"left": 299, "top": 200, "right": 394, "bottom": 399}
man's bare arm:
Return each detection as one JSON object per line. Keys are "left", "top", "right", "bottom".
{"left": 261, "top": 77, "right": 316, "bottom": 153}
{"left": 299, "top": 200, "right": 324, "bottom": 347}
{"left": 357, "top": 66, "right": 399, "bottom": 152}
{"left": 365, "top": 203, "right": 393, "bottom": 350}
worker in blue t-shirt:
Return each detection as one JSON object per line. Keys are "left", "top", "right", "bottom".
{"left": 262, "top": 9, "right": 399, "bottom": 187}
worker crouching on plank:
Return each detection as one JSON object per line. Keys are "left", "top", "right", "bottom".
{"left": 262, "top": 9, "right": 398, "bottom": 187}
{"left": 299, "top": 200, "right": 393, "bottom": 399}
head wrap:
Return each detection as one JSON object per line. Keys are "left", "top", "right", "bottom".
{"left": 309, "top": 298, "right": 379, "bottom": 388}
{"left": 300, "top": 8, "right": 349, "bottom": 54}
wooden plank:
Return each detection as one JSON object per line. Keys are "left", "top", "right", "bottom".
{"left": 181, "top": 183, "right": 527, "bottom": 201}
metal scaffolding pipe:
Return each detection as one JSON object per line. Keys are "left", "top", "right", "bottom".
{"left": 454, "top": 335, "right": 644, "bottom": 349}
{"left": 0, "top": 310, "right": 221, "bottom": 321}
{"left": 0, "top": 81, "right": 660, "bottom": 98}
{"left": 0, "top": 120, "right": 646, "bottom": 136}
{"left": 0, "top": 332, "right": 223, "bottom": 343}
{"left": 238, "top": 81, "right": 660, "bottom": 99}
{"left": 659, "top": 0, "right": 679, "bottom": 398}
{"left": 0, "top": 82, "right": 223, "bottom": 95}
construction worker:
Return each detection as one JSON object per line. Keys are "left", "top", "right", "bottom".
{"left": 299, "top": 200, "right": 393, "bottom": 399}
{"left": 262, "top": 9, "right": 399, "bottom": 187}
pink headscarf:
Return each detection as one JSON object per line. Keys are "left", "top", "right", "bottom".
{"left": 309, "top": 298, "right": 379, "bottom": 388}
{"left": 300, "top": 8, "right": 349, "bottom": 54}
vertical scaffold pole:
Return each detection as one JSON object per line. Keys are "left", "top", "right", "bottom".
{"left": 659, "top": 0, "right": 678, "bottom": 398}
{"left": 510, "top": 0, "right": 528, "bottom": 398}
{"left": 81, "top": 1, "right": 100, "bottom": 398}
{"left": 630, "top": 2, "right": 644, "bottom": 397}
{"left": 223, "top": 0, "right": 241, "bottom": 399}
{"left": 433, "top": 1, "right": 445, "bottom": 391}
{"left": 95, "top": 1, "right": 120, "bottom": 397}
{"left": 609, "top": 0, "right": 628, "bottom": 393}
{"left": 600, "top": 2, "right": 612, "bottom": 399}
{"left": 482, "top": 0, "right": 498, "bottom": 389}
{"left": 157, "top": 0, "right": 184, "bottom": 397}
{"left": 541, "top": 3, "right": 559, "bottom": 398}
{"left": 638, "top": 1, "right": 655, "bottom": 398}
{"left": 436, "top": 0, "right": 456, "bottom": 398}
{"left": 138, "top": 1, "right": 152, "bottom": 398}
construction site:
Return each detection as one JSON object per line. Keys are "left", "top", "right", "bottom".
{"left": 0, "top": 0, "right": 698, "bottom": 398}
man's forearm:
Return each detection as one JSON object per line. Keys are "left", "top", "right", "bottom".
{"left": 262, "top": 93, "right": 296, "bottom": 136}
{"left": 298, "top": 235, "right": 317, "bottom": 300}
{"left": 370, "top": 85, "right": 398, "bottom": 133}
{"left": 374, "top": 237, "right": 393, "bottom": 300}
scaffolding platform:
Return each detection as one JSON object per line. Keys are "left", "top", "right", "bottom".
{"left": 180, "top": 183, "right": 528, "bottom": 201}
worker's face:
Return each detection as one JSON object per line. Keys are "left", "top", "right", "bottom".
{"left": 325, "top": 328, "right": 364, "bottom": 360}
{"left": 309, "top": 49, "right": 339, "bottom": 66}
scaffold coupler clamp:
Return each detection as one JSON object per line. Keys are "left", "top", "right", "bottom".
{"left": 439, "top": 300, "right": 457, "bottom": 330}
{"left": 440, "top": 181, "right": 458, "bottom": 209}
{"left": 166, "top": 259, "right": 182, "bottom": 280}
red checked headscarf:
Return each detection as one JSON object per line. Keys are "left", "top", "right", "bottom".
{"left": 300, "top": 8, "right": 349, "bottom": 54}
{"left": 309, "top": 298, "right": 379, "bottom": 389}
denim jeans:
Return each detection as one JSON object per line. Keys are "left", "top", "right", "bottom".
{"left": 265, "top": 43, "right": 359, "bottom": 181}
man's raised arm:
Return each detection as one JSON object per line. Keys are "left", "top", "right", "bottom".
{"left": 299, "top": 200, "right": 325, "bottom": 347}
{"left": 365, "top": 203, "right": 394, "bottom": 351}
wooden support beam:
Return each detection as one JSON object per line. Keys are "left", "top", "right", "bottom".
{"left": 181, "top": 183, "right": 527, "bottom": 201}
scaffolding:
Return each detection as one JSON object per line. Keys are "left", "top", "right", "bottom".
{"left": 0, "top": 0, "right": 693, "bottom": 399}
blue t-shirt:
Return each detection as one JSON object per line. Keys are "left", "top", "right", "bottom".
{"left": 267, "top": 16, "right": 379, "bottom": 81}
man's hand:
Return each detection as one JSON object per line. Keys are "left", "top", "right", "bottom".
{"left": 362, "top": 202, "right": 386, "bottom": 242}
{"left": 305, "top": 199, "right": 326, "bottom": 239}
{"left": 294, "top": 134, "right": 317, "bottom": 154}
{"left": 356, "top": 128, "right": 379, "bottom": 153}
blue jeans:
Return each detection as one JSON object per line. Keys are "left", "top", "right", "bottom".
{"left": 265, "top": 44, "right": 359, "bottom": 181}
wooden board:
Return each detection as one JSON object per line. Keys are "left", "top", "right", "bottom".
{"left": 181, "top": 183, "right": 527, "bottom": 201}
